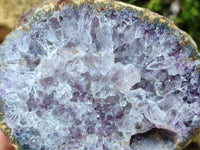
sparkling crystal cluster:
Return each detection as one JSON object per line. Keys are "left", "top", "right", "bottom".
{"left": 0, "top": 0, "right": 199, "bottom": 149}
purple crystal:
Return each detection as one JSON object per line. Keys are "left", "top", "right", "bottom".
{"left": 0, "top": 0, "right": 199, "bottom": 150}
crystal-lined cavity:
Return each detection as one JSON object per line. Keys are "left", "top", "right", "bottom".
{"left": 0, "top": 0, "right": 199, "bottom": 149}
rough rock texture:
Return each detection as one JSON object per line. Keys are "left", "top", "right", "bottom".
{"left": 0, "top": 0, "right": 200, "bottom": 150}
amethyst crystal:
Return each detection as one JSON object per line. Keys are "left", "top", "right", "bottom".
{"left": 0, "top": 0, "right": 200, "bottom": 149}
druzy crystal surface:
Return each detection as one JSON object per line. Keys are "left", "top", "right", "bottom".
{"left": 0, "top": 0, "right": 200, "bottom": 149}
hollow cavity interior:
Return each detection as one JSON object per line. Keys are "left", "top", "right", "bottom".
{"left": 0, "top": 4, "right": 200, "bottom": 150}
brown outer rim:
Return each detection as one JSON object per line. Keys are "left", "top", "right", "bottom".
{"left": 0, "top": 0, "right": 199, "bottom": 149}
{"left": 14, "top": 0, "right": 198, "bottom": 54}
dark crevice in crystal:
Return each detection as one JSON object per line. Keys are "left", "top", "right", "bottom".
{"left": 114, "top": 43, "right": 132, "bottom": 64}
{"left": 131, "top": 78, "right": 155, "bottom": 93}
{"left": 90, "top": 27, "right": 101, "bottom": 52}
{"left": 28, "top": 40, "right": 47, "bottom": 56}
{"left": 130, "top": 128, "right": 177, "bottom": 149}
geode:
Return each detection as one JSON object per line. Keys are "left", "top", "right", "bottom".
{"left": 0, "top": 0, "right": 200, "bottom": 150}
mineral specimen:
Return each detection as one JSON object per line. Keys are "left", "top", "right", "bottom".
{"left": 0, "top": 0, "right": 200, "bottom": 150}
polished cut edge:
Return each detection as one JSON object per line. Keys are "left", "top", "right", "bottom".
{"left": 15, "top": 0, "right": 198, "bottom": 56}
{"left": 0, "top": 100, "right": 19, "bottom": 150}
{"left": 0, "top": 0, "right": 199, "bottom": 149}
